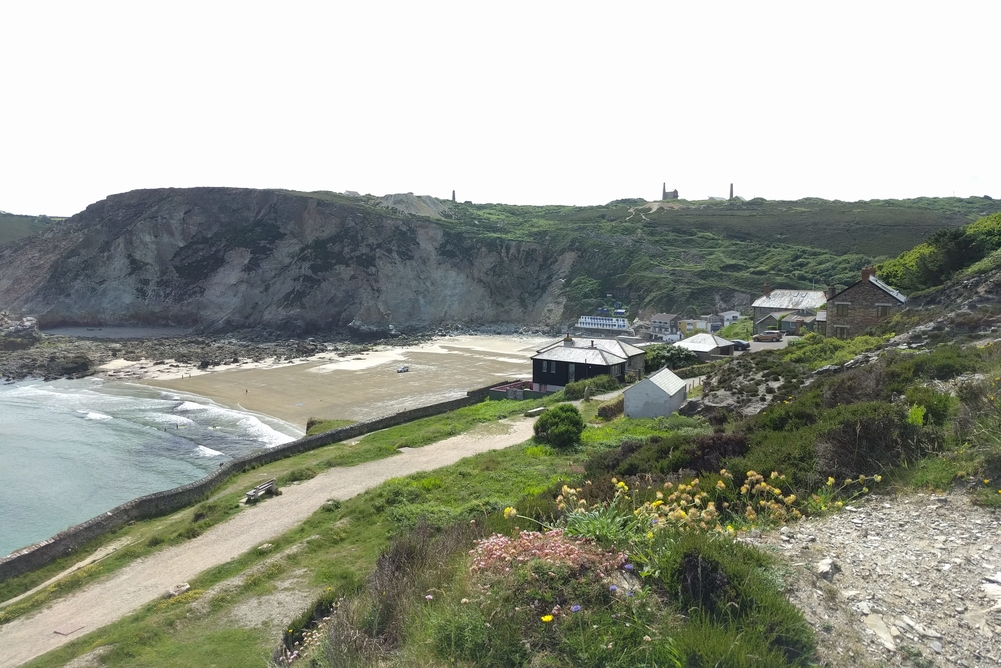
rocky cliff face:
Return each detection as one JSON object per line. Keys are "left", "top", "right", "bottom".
{"left": 0, "top": 188, "right": 573, "bottom": 336}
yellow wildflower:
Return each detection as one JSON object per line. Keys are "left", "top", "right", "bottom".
{"left": 826, "top": 477, "right": 835, "bottom": 487}
{"left": 716, "top": 480, "right": 726, "bottom": 490}
{"left": 541, "top": 615, "right": 553, "bottom": 623}
{"left": 874, "top": 475, "right": 882, "bottom": 483}
{"left": 503, "top": 507, "right": 518, "bottom": 519}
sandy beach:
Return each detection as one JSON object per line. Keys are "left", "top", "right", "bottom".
{"left": 128, "top": 335, "right": 551, "bottom": 428}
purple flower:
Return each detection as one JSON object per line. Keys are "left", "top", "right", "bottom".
{"left": 425, "top": 594, "right": 433, "bottom": 601}
{"left": 628, "top": 591, "right": 634, "bottom": 597}
{"left": 624, "top": 563, "right": 634, "bottom": 571}
{"left": 571, "top": 605, "right": 582, "bottom": 612}
{"left": 609, "top": 585, "right": 618, "bottom": 592}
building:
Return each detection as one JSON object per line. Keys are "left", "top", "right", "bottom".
{"left": 576, "top": 315, "right": 630, "bottom": 332}
{"left": 650, "top": 313, "right": 681, "bottom": 340}
{"left": 624, "top": 368, "right": 687, "bottom": 419}
{"left": 673, "top": 333, "right": 735, "bottom": 361}
{"left": 679, "top": 318, "right": 709, "bottom": 335}
{"left": 719, "top": 311, "right": 741, "bottom": 326}
{"left": 826, "top": 267, "right": 907, "bottom": 339}
{"left": 751, "top": 283, "right": 828, "bottom": 334}
{"left": 531, "top": 335, "right": 646, "bottom": 393}
{"left": 662, "top": 183, "right": 679, "bottom": 200}
{"left": 754, "top": 311, "right": 795, "bottom": 333}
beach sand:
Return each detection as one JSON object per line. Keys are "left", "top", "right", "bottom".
{"left": 135, "top": 335, "right": 550, "bottom": 427}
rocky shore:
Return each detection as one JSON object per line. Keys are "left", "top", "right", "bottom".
{"left": 0, "top": 311, "right": 554, "bottom": 382}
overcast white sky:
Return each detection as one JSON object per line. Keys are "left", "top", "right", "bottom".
{"left": 1, "top": 1, "right": 998, "bottom": 216}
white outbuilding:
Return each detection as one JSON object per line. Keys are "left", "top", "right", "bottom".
{"left": 623, "top": 367, "right": 687, "bottom": 419}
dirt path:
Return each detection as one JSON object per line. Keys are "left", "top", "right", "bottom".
{"left": 0, "top": 418, "right": 536, "bottom": 668}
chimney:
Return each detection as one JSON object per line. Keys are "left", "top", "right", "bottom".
{"left": 662, "top": 182, "right": 667, "bottom": 200}
{"left": 763, "top": 281, "right": 773, "bottom": 297}
{"left": 828, "top": 283, "right": 837, "bottom": 300}
{"left": 590, "top": 340, "right": 595, "bottom": 348}
{"left": 861, "top": 266, "right": 875, "bottom": 281}
{"left": 563, "top": 333, "right": 574, "bottom": 347}
{"left": 729, "top": 183, "right": 734, "bottom": 200}
{"left": 452, "top": 190, "right": 456, "bottom": 202}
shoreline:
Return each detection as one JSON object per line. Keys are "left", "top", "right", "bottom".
{"left": 108, "top": 334, "right": 547, "bottom": 427}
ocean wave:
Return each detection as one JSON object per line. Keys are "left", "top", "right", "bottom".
{"left": 195, "top": 445, "right": 225, "bottom": 457}
{"left": 235, "top": 415, "right": 297, "bottom": 448}
{"left": 76, "top": 409, "right": 113, "bottom": 421}
{"left": 174, "top": 401, "right": 208, "bottom": 412}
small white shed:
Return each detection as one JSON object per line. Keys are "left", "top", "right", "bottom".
{"left": 623, "top": 367, "right": 687, "bottom": 419}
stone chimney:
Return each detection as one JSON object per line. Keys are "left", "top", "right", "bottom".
{"left": 563, "top": 333, "right": 574, "bottom": 347}
{"left": 662, "top": 182, "right": 667, "bottom": 200}
{"left": 827, "top": 283, "right": 837, "bottom": 300}
{"left": 861, "top": 266, "right": 875, "bottom": 281}
{"left": 452, "top": 190, "right": 456, "bottom": 202}
{"left": 729, "top": 183, "right": 734, "bottom": 200}
{"left": 590, "top": 340, "right": 595, "bottom": 348}
{"left": 763, "top": 281, "right": 773, "bottom": 297}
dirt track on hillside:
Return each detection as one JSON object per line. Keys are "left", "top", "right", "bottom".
{"left": 0, "top": 418, "right": 536, "bottom": 668}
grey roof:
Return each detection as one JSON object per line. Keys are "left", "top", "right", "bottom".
{"left": 868, "top": 276, "right": 907, "bottom": 303}
{"left": 815, "top": 311, "right": 827, "bottom": 322}
{"left": 674, "top": 333, "right": 734, "bottom": 353}
{"left": 536, "top": 336, "right": 644, "bottom": 359}
{"left": 646, "top": 367, "right": 686, "bottom": 395}
{"left": 755, "top": 310, "right": 795, "bottom": 326}
{"left": 752, "top": 289, "right": 828, "bottom": 311}
{"left": 533, "top": 346, "right": 626, "bottom": 365}
{"left": 651, "top": 313, "right": 679, "bottom": 322}
{"left": 828, "top": 275, "right": 907, "bottom": 304}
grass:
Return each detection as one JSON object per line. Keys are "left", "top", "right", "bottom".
{"left": 0, "top": 398, "right": 540, "bottom": 621}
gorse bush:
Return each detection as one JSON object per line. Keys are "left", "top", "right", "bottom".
{"left": 534, "top": 404, "right": 586, "bottom": 450}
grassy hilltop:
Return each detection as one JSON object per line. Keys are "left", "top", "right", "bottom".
{"left": 0, "top": 212, "right": 56, "bottom": 246}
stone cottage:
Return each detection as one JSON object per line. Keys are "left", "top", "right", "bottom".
{"left": 825, "top": 267, "right": 906, "bottom": 338}
{"left": 751, "top": 283, "right": 828, "bottom": 334}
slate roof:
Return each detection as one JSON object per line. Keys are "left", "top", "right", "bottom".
{"left": 651, "top": 313, "right": 679, "bottom": 322}
{"left": 751, "top": 289, "right": 827, "bottom": 311}
{"left": 754, "top": 310, "right": 795, "bottom": 326}
{"left": 533, "top": 336, "right": 644, "bottom": 365}
{"left": 828, "top": 275, "right": 907, "bottom": 303}
{"left": 646, "top": 367, "right": 686, "bottom": 395}
{"left": 674, "top": 333, "right": 734, "bottom": 353}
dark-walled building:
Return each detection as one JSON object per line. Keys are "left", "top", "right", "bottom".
{"left": 531, "top": 335, "right": 645, "bottom": 393}
{"left": 826, "top": 266, "right": 906, "bottom": 338}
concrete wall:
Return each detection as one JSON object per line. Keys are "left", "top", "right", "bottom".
{"left": 623, "top": 380, "right": 686, "bottom": 419}
{"left": 0, "top": 381, "right": 510, "bottom": 584}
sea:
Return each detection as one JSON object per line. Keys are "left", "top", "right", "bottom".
{"left": 0, "top": 378, "right": 302, "bottom": 557}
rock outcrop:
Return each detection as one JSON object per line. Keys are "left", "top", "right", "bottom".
{"left": 0, "top": 188, "right": 573, "bottom": 336}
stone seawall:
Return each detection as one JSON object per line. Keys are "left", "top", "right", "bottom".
{"left": 0, "top": 382, "right": 512, "bottom": 583}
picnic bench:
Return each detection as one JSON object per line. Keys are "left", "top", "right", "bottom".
{"left": 245, "top": 478, "right": 278, "bottom": 503}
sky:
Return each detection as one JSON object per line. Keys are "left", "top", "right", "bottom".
{"left": 2, "top": 1, "right": 998, "bottom": 216}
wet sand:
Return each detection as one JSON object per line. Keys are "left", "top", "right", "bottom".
{"left": 141, "top": 335, "right": 550, "bottom": 428}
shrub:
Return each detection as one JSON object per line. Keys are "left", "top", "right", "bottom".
{"left": 562, "top": 375, "right": 620, "bottom": 400}
{"left": 596, "top": 396, "right": 624, "bottom": 420}
{"left": 534, "top": 404, "right": 586, "bottom": 450}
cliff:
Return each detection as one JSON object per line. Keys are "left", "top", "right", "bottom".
{"left": 0, "top": 188, "right": 573, "bottom": 336}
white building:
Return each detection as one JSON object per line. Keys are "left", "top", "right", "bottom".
{"left": 623, "top": 368, "right": 687, "bottom": 419}
{"left": 576, "top": 316, "right": 630, "bottom": 331}
{"left": 673, "top": 333, "right": 735, "bottom": 361}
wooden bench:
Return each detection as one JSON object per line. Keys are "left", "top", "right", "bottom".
{"left": 245, "top": 478, "right": 277, "bottom": 503}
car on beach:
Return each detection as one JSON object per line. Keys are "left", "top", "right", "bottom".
{"left": 752, "top": 330, "right": 784, "bottom": 342}
{"left": 731, "top": 339, "right": 751, "bottom": 351}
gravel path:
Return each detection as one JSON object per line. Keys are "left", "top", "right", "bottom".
{"left": 0, "top": 418, "right": 536, "bottom": 668}
{"left": 754, "top": 492, "right": 1001, "bottom": 667}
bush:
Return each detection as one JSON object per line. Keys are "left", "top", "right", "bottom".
{"left": 596, "top": 396, "right": 624, "bottom": 420}
{"left": 646, "top": 344, "right": 699, "bottom": 372}
{"left": 534, "top": 404, "right": 586, "bottom": 450}
{"left": 562, "top": 375, "right": 620, "bottom": 400}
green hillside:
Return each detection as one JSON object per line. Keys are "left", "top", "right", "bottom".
{"left": 0, "top": 212, "right": 55, "bottom": 246}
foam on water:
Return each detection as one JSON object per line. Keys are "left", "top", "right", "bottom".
{"left": 0, "top": 378, "right": 303, "bottom": 557}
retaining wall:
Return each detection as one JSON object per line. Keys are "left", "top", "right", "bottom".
{"left": 0, "top": 381, "right": 514, "bottom": 583}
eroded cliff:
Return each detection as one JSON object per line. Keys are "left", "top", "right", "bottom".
{"left": 0, "top": 188, "right": 573, "bottom": 336}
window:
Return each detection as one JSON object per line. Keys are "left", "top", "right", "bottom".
{"left": 835, "top": 303, "right": 849, "bottom": 317}
{"left": 834, "top": 325, "right": 849, "bottom": 340}
{"left": 541, "top": 360, "right": 548, "bottom": 373}
{"left": 876, "top": 305, "right": 889, "bottom": 317}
